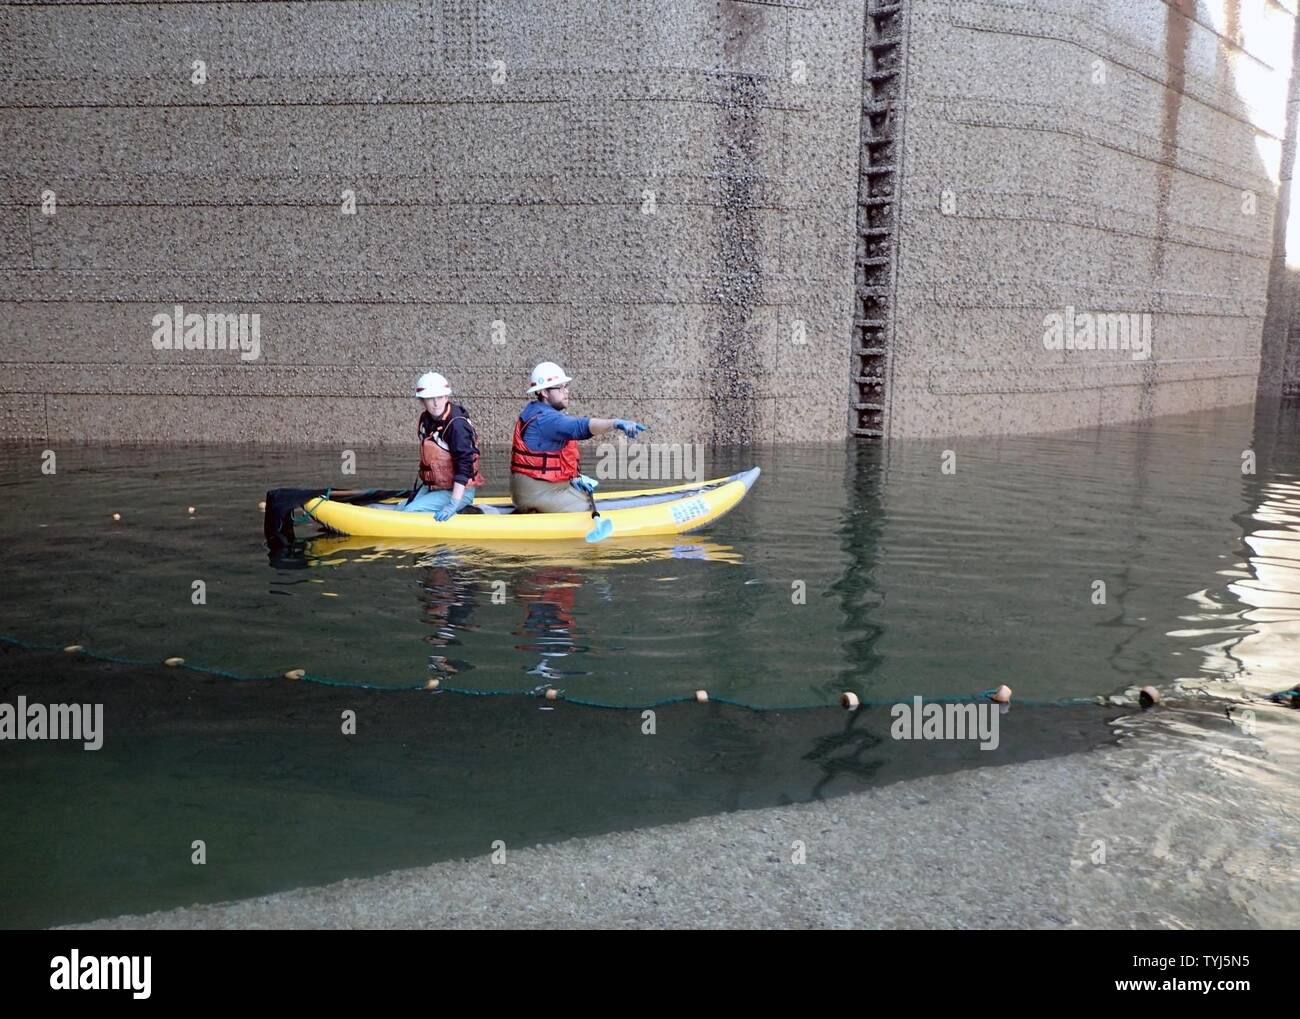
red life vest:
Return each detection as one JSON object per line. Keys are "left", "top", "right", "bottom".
{"left": 510, "top": 413, "right": 580, "bottom": 482}
{"left": 419, "top": 406, "right": 485, "bottom": 490}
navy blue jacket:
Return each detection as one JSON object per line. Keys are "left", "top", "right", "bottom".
{"left": 420, "top": 404, "right": 480, "bottom": 486}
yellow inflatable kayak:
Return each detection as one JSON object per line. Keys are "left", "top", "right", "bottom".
{"left": 302, "top": 468, "right": 760, "bottom": 541}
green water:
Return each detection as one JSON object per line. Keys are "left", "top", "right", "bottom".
{"left": 0, "top": 409, "right": 1270, "bottom": 704}
{"left": 0, "top": 403, "right": 1294, "bottom": 926}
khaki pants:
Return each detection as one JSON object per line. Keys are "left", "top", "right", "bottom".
{"left": 510, "top": 472, "right": 591, "bottom": 513}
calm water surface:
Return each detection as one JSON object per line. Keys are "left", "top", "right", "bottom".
{"left": 1, "top": 403, "right": 1296, "bottom": 926}
{"left": 0, "top": 409, "right": 1275, "bottom": 705}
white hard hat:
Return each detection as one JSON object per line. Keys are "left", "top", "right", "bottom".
{"left": 527, "top": 361, "right": 573, "bottom": 394}
{"left": 415, "top": 371, "right": 452, "bottom": 398}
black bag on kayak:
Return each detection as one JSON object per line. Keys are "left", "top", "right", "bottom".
{"left": 263, "top": 487, "right": 406, "bottom": 549}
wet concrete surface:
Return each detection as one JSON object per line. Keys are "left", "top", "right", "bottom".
{"left": 68, "top": 695, "right": 1300, "bottom": 930}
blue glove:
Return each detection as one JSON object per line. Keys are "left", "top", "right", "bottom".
{"left": 614, "top": 420, "right": 647, "bottom": 438}
{"left": 572, "top": 474, "right": 599, "bottom": 494}
{"left": 434, "top": 498, "right": 464, "bottom": 522}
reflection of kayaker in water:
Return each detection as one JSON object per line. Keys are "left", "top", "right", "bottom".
{"left": 514, "top": 567, "right": 588, "bottom": 678}
{"left": 420, "top": 562, "right": 479, "bottom": 644}
{"left": 375, "top": 371, "right": 485, "bottom": 520}
{"left": 510, "top": 361, "right": 647, "bottom": 513}
{"left": 417, "top": 554, "right": 480, "bottom": 679}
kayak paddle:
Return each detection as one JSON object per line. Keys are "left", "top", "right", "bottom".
{"left": 582, "top": 488, "right": 613, "bottom": 543}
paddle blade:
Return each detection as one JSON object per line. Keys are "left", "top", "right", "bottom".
{"left": 585, "top": 517, "right": 614, "bottom": 543}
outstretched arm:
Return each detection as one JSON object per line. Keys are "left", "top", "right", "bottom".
{"left": 533, "top": 406, "right": 646, "bottom": 441}
{"left": 588, "top": 418, "right": 647, "bottom": 438}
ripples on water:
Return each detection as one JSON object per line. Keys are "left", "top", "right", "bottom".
{"left": 5, "top": 403, "right": 1300, "bottom": 928}
{"left": 1185, "top": 472, "right": 1300, "bottom": 694}
{"left": 0, "top": 403, "right": 1293, "bottom": 706}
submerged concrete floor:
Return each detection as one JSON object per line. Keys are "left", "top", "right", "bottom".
{"left": 73, "top": 691, "right": 1300, "bottom": 930}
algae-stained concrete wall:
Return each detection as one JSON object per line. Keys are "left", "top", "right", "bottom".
{"left": 1279, "top": 265, "right": 1300, "bottom": 392}
{"left": 0, "top": 1, "right": 864, "bottom": 445}
{"left": 887, "top": 0, "right": 1298, "bottom": 439}
{"left": 1281, "top": 267, "right": 1300, "bottom": 393}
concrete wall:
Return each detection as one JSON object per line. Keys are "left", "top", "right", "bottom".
{"left": 886, "top": 0, "right": 1299, "bottom": 438}
{"left": 1258, "top": 3, "right": 1300, "bottom": 398}
{"left": 1280, "top": 267, "right": 1300, "bottom": 392}
{"left": 0, "top": 0, "right": 864, "bottom": 445}
{"left": 3, "top": 0, "right": 1297, "bottom": 446}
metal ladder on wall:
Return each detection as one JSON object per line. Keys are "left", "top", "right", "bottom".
{"left": 852, "top": 1, "right": 905, "bottom": 438}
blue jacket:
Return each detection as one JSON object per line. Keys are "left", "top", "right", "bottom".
{"left": 518, "top": 400, "right": 592, "bottom": 452}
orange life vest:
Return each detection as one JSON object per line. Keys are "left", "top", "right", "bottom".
{"left": 419, "top": 406, "right": 484, "bottom": 490}
{"left": 510, "top": 414, "right": 580, "bottom": 482}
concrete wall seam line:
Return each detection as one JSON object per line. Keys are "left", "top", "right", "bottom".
{"left": 935, "top": 101, "right": 1281, "bottom": 176}
{"left": 932, "top": 105, "right": 1281, "bottom": 190}
{"left": 927, "top": 357, "right": 1265, "bottom": 397}
{"left": 948, "top": 0, "right": 1287, "bottom": 79}
{"left": 949, "top": 6, "right": 1283, "bottom": 85}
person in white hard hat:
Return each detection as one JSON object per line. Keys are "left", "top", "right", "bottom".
{"left": 509, "top": 361, "right": 647, "bottom": 513}
{"left": 375, "top": 371, "right": 485, "bottom": 519}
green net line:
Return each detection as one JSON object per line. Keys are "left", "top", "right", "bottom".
{"left": 0, "top": 633, "right": 1109, "bottom": 711}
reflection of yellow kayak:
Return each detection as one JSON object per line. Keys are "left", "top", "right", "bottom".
{"left": 302, "top": 469, "right": 759, "bottom": 541}
{"left": 305, "top": 533, "right": 744, "bottom": 567}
